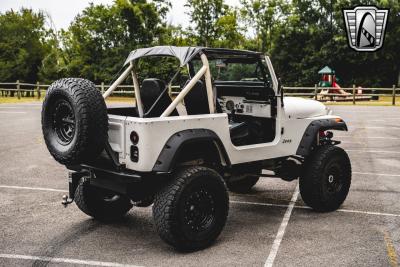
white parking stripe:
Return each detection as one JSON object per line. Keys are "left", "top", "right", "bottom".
{"left": 264, "top": 183, "right": 299, "bottom": 267}
{"left": 231, "top": 200, "right": 292, "bottom": 209}
{"left": 0, "top": 103, "right": 42, "bottom": 106}
{"left": 0, "top": 106, "right": 40, "bottom": 109}
{"left": 0, "top": 253, "right": 143, "bottom": 267}
{"left": 232, "top": 201, "right": 400, "bottom": 218}
{"left": 335, "top": 209, "right": 400, "bottom": 218}
{"left": 3, "top": 184, "right": 399, "bottom": 218}
{"left": 353, "top": 126, "right": 400, "bottom": 129}
{"left": 0, "top": 185, "right": 66, "bottom": 192}
{"left": 353, "top": 171, "right": 400, "bottom": 177}
{"left": 336, "top": 136, "right": 400, "bottom": 140}
{"left": 346, "top": 149, "right": 400, "bottom": 154}
{"left": 0, "top": 111, "right": 27, "bottom": 114}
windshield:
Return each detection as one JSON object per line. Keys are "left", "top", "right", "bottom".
{"left": 191, "top": 57, "right": 273, "bottom": 86}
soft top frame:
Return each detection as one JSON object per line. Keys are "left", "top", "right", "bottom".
{"left": 123, "top": 46, "right": 262, "bottom": 67}
{"left": 103, "top": 46, "right": 278, "bottom": 119}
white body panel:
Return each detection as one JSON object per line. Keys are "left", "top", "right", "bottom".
{"left": 284, "top": 97, "right": 329, "bottom": 119}
{"left": 108, "top": 97, "right": 341, "bottom": 172}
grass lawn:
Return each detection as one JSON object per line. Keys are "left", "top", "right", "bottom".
{"left": 0, "top": 95, "right": 398, "bottom": 106}
{"left": 0, "top": 95, "right": 135, "bottom": 104}
{"left": 324, "top": 96, "right": 400, "bottom": 106}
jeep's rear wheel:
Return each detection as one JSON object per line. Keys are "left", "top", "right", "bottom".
{"left": 300, "top": 145, "right": 351, "bottom": 212}
{"left": 75, "top": 179, "right": 133, "bottom": 222}
{"left": 41, "top": 78, "right": 108, "bottom": 165}
{"left": 153, "top": 166, "right": 229, "bottom": 251}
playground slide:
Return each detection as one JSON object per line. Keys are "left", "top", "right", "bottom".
{"left": 332, "top": 82, "right": 351, "bottom": 95}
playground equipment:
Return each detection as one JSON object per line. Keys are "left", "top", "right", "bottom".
{"left": 317, "top": 66, "right": 372, "bottom": 102}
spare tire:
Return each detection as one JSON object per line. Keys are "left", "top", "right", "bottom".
{"left": 41, "top": 78, "right": 108, "bottom": 165}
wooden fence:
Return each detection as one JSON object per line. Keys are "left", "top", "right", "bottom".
{"left": 0, "top": 81, "right": 398, "bottom": 105}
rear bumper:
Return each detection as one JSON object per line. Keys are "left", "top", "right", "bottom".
{"left": 66, "top": 163, "right": 169, "bottom": 202}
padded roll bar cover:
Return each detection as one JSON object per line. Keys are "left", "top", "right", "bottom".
{"left": 152, "top": 129, "right": 230, "bottom": 173}
{"left": 296, "top": 119, "right": 348, "bottom": 156}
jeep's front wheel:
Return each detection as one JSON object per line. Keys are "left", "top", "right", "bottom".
{"left": 300, "top": 145, "right": 351, "bottom": 212}
{"left": 153, "top": 166, "right": 229, "bottom": 251}
{"left": 75, "top": 179, "right": 133, "bottom": 222}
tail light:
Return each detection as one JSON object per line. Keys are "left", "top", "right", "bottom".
{"left": 130, "top": 131, "right": 139, "bottom": 144}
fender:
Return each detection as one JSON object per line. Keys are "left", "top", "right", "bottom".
{"left": 152, "top": 129, "right": 231, "bottom": 173}
{"left": 296, "top": 118, "right": 348, "bottom": 156}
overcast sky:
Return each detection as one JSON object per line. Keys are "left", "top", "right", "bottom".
{"left": 0, "top": 0, "right": 241, "bottom": 30}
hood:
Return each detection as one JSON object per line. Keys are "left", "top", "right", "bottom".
{"left": 284, "top": 97, "right": 329, "bottom": 119}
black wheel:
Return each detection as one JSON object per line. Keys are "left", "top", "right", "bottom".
{"left": 74, "top": 179, "right": 133, "bottom": 222}
{"left": 300, "top": 145, "right": 351, "bottom": 212}
{"left": 41, "top": 78, "right": 108, "bottom": 165}
{"left": 227, "top": 175, "right": 259, "bottom": 193}
{"left": 153, "top": 166, "right": 229, "bottom": 251}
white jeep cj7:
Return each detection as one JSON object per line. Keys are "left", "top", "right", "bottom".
{"left": 41, "top": 46, "right": 351, "bottom": 251}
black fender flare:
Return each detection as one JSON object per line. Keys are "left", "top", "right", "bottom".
{"left": 296, "top": 118, "right": 348, "bottom": 156}
{"left": 152, "top": 129, "right": 231, "bottom": 173}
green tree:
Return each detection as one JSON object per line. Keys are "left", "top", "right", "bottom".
{"left": 0, "top": 8, "right": 49, "bottom": 82}
{"left": 61, "top": 0, "right": 170, "bottom": 83}
{"left": 214, "top": 8, "right": 245, "bottom": 48}
{"left": 241, "top": 0, "right": 290, "bottom": 53}
{"left": 185, "top": 0, "right": 227, "bottom": 46}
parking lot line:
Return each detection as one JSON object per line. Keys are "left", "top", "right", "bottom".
{"left": 3, "top": 184, "right": 400, "bottom": 218}
{"left": 353, "top": 171, "right": 400, "bottom": 177}
{"left": 264, "top": 183, "right": 299, "bottom": 267}
{"left": 346, "top": 149, "right": 400, "bottom": 154}
{"left": 232, "top": 200, "right": 400, "bottom": 218}
{"left": 0, "top": 111, "right": 27, "bottom": 114}
{"left": 353, "top": 126, "right": 400, "bottom": 129}
{"left": 0, "top": 185, "right": 66, "bottom": 192}
{"left": 0, "top": 253, "right": 143, "bottom": 267}
{"left": 336, "top": 136, "right": 400, "bottom": 140}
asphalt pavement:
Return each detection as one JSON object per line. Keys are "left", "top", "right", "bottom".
{"left": 0, "top": 103, "right": 399, "bottom": 266}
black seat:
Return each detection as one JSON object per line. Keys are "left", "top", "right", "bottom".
{"left": 184, "top": 80, "right": 210, "bottom": 115}
{"left": 140, "top": 78, "right": 178, "bottom": 117}
{"left": 183, "top": 80, "right": 223, "bottom": 114}
{"left": 183, "top": 79, "right": 248, "bottom": 144}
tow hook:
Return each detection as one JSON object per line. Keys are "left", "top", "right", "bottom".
{"left": 61, "top": 195, "right": 73, "bottom": 207}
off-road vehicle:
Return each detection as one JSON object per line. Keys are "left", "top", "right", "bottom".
{"left": 41, "top": 46, "right": 351, "bottom": 251}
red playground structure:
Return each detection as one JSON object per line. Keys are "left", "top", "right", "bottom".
{"left": 317, "top": 66, "right": 371, "bottom": 102}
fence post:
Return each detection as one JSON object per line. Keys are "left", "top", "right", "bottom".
{"left": 392, "top": 85, "right": 396, "bottom": 106}
{"left": 352, "top": 84, "right": 356, "bottom": 105}
{"left": 314, "top": 84, "right": 318, "bottom": 100}
{"left": 36, "top": 82, "right": 40, "bottom": 99}
{"left": 16, "top": 80, "right": 20, "bottom": 99}
{"left": 101, "top": 82, "right": 104, "bottom": 94}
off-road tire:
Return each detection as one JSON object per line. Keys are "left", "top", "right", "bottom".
{"left": 227, "top": 175, "right": 260, "bottom": 193}
{"left": 300, "top": 145, "right": 351, "bottom": 212}
{"left": 153, "top": 166, "right": 229, "bottom": 251}
{"left": 41, "top": 78, "right": 108, "bottom": 165}
{"left": 75, "top": 179, "right": 133, "bottom": 222}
